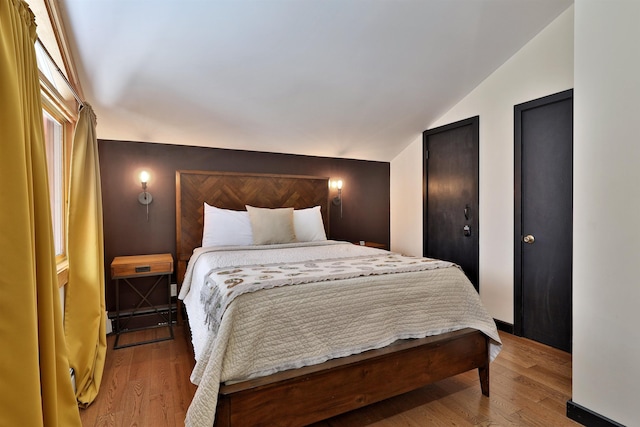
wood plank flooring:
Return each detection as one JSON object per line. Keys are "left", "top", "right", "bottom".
{"left": 80, "top": 327, "right": 196, "bottom": 426}
{"left": 80, "top": 329, "right": 579, "bottom": 426}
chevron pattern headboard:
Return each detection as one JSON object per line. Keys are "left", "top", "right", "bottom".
{"left": 175, "top": 170, "right": 330, "bottom": 283}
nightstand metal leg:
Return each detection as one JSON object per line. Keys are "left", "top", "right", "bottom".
{"left": 167, "top": 273, "right": 173, "bottom": 340}
{"left": 114, "top": 278, "right": 121, "bottom": 348}
{"left": 114, "top": 272, "right": 174, "bottom": 349}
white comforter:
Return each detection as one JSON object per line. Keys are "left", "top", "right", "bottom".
{"left": 179, "top": 241, "right": 501, "bottom": 427}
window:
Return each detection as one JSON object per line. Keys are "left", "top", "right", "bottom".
{"left": 30, "top": 0, "right": 80, "bottom": 282}
{"left": 36, "top": 31, "right": 77, "bottom": 266}
{"left": 42, "top": 109, "right": 65, "bottom": 257}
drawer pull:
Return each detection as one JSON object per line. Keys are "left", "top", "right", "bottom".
{"left": 135, "top": 265, "right": 151, "bottom": 273}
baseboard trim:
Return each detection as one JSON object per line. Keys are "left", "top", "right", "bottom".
{"left": 493, "top": 319, "right": 514, "bottom": 334}
{"left": 567, "top": 400, "right": 625, "bottom": 427}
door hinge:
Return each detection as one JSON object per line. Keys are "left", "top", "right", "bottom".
{"left": 425, "top": 150, "right": 429, "bottom": 160}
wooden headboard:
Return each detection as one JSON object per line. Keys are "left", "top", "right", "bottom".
{"left": 175, "top": 170, "right": 330, "bottom": 283}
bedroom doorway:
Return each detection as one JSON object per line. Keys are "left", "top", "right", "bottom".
{"left": 514, "top": 89, "right": 573, "bottom": 353}
{"left": 423, "top": 116, "right": 479, "bottom": 291}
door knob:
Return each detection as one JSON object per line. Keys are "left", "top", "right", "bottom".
{"left": 523, "top": 234, "right": 535, "bottom": 244}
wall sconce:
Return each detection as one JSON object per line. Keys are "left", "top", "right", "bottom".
{"left": 138, "top": 170, "right": 153, "bottom": 220}
{"left": 330, "top": 179, "right": 343, "bottom": 218}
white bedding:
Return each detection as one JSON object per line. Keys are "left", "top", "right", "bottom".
{"left": 179, "top": 240, "right": 502, "bottom": 427}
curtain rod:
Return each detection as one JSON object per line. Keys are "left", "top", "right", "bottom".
{"left": 35, "top": 37, "right": 84, "bottom": 108}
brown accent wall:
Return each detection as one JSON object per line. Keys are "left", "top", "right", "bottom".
{"left": 99, "top": 139, "right": 390, "bottom": 313}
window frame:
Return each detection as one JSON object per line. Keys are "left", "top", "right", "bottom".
{"left": 42, "top": 108, "right": 65, "bottom": 258}
{"left": 40, "top": 71, "right": 77, "bottom": 286}
{"left": 32, "top": 0, "right": 84, "bottom": 288}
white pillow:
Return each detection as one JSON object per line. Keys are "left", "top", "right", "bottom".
{"left": 246, "top": 205, "right": 297, "bottom": 245}
{"left": 294, "top": 206, "right": 327, "bottom": 242}
{"left": 202, "top": 203, "right": 253, "bottom": 247}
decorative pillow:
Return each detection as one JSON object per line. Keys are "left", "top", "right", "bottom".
{"left": 202, "top": 203, "right": 253, "bottom": 247}
{"left": 246, "top": 205, "right": 296, "bottom": 245}
{"left": 294, "top": 206, "right": 327, "bottom": 242}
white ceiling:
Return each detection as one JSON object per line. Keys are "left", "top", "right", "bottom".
{"left": 58, "top": 0, "right": 572, "bottom": 162}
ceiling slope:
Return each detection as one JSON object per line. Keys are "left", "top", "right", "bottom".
{"left": 58, "top": 0, "right": 572, "bottom": 161}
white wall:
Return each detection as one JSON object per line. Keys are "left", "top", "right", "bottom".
{"left": 572, "top": 1, "right": 640, "bottom": 425}
{"left": 391, "top": 6, "right": 574, "bottom": 323}
{"left": 390, "top": 139, "right": 423, "bottom": 257}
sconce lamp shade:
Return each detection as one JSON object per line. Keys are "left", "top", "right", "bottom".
{"left": 138, "top": 170, "right": 153, "bottom": 206}
{"left": 330, "top": 178, "right": 343, "bottom": 218}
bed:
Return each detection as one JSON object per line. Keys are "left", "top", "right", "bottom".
{"left": 175, "top": 170, "right": 501, "bottom": 427}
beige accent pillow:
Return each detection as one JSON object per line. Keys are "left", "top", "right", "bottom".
{"left": 246, "top": 205, "right": 296, "bottom": 245}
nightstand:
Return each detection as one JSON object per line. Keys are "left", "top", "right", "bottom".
{"left": 111, "top": 253, "right": 174, "bottom": 349}
{"left": 353, "top": 241, "right": 387, "bottom": 250}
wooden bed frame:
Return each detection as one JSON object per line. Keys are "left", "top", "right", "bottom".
{"left": 175, "top": 170, "right": 490, "bottom": 427}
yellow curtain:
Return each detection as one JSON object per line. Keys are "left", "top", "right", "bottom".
{"left": 0, "top": 0, "right": 82, "bottom": 425}
{"left": 64, "top": 103, "right": 107, "bottom": 407}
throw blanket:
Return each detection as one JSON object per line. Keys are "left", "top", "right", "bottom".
{"left": 200, "top": 253, "right": 455, "bottom": 333}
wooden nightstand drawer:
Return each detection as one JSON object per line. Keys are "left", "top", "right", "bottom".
{"left": 111, "top": 253, "right": 173, "bottom": 278}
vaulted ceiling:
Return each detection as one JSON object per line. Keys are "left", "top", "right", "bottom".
{"left": 58, "top": 0, "right": 572, "bottom": 162}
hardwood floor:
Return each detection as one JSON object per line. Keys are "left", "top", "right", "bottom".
{"left": 80, "top": 327, "right": 196, "bottom": 426}
{"left": 81, "top": 329, "right": 579, "bottom": 426}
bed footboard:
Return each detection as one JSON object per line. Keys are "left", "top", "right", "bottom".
{"left": 213, "top": 328, "right": 489, "bottom": 427}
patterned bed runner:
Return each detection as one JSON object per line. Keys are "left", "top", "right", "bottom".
{"left": 200, "top": 253, "right": 455, "bottom": 333}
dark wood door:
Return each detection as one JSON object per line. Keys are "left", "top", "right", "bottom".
{"left": 515, "top": 90, "right": 573, "bottom": 352}
{"left": 423, "top": 117, "right": 479, "bottom": 290}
